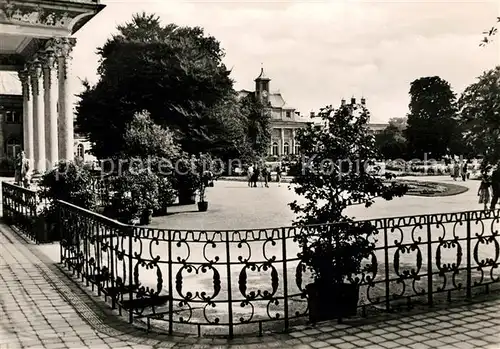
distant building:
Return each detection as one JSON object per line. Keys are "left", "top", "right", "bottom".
{"left": 238, "top": 67, "right": 310, "bottom": 156}
{"left": 310, "top": 96, "right": 388, "bottom": 135}
{"left": 0, "top": 72, "right": 24, "bottom": 175}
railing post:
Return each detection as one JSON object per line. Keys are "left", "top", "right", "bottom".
{"left": 110, "top": 225, "right": 116, "bottom": 309}
{"left": 225, "top": 230, "right": 234, "bottom": 339}
{"left": 427, "top": 215, "right": 433, "bottom": 307}
{"left": 281, "top": 228, "right": 290, "bottom": 332}
{"left": 168, "top": 229, "right": 173, "bottom": 335}
{"left": 58, "top": 201, "right": 63, "bottom": 264}
{"left": 466, "top": 211, "right": 472, "bottom": 299}
{"left": 128, "top": 225, "right": 134, "bottom": 324}
{"left": 383, "top": 218, "right": 390, "bottom": 311}
{"left": 96, "top": 219, "right": 102, "bottom": 296}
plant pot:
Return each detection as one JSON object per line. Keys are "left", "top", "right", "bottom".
{"left": 306, "top": 282, "right": 359, "bottom": 323}
{"left": 178, "top": 189, "right": 196, "bottom": 205}
{"left": 152, "top": 206, "right": 168, "bottom": 217}
{"left": 139, "top": 209, "right": 153, "bottom": 225}
{"left": 197, "top": 201, "right": 208, "bottom": 212}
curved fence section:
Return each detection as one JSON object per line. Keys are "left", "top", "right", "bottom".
{"left": 55, "top": 199, "right": 500, "bottom": 338}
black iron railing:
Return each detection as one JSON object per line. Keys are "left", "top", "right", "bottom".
{"left": 1, "top": 181, "right": 44, "bottom": 242}
{"left": 4, "top": 181, "right": 500, "bottom": 337}
{"left": 55, "top": 198, "right": 500, "bottom": 337}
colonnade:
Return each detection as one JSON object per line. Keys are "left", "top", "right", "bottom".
{"left": 270, "top": 128, "right": 297, "bottom": 156}
{"left": 17, "top": 37, "right": 76, "bottom": 174}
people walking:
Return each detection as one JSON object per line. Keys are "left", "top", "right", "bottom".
{"left": 252, "top": 166, "right": 260, "bottom": 188}
{"left": 247, "top": 164, "right": 254, "bottom": 187}
{"left": 452, "top": 161, "right": 460, "bottom": 181}
{"left": 276, "top": 165, "right": 282, "bottom": 187}
{"left": 261, "top": 166, "right": 269, "bottom": 188}
{"left": 490, "top": 168, "right": 500, "bottom": 210}
{"left": 478, "top": 174, "right": 491, "bottom": 210}
{"left": 462, "top": 161, "right": 468, "bottom": 181}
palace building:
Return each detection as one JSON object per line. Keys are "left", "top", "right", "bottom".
{"left": 238, "top": 67, "right": 310, "bottom": 157}
{"left": 310, "top": 97, "right": 388, "bottom": 136}
{"left": 0, "top": 0, "right": 104, "bottom": 174}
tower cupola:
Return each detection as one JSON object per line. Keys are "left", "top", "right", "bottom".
{"left": 255, "top": 64, "right": 271, "bottom": 101}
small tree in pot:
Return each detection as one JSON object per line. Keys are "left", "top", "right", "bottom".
{"left": 172, "top": 154, "right": 199, "bottom": 205}
{"left": 290, "top": 103, "right": 407, "bottom": 322}
{"left": 191, "top": 153, "right": 224, "bottom": 212}
{"left": 108, "top": 166, "right": 160, "bottom": 224}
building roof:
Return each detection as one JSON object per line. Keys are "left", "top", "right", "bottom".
{"left": 255, "top": 66, "right": 270, "bottom": 81}
{"left": 0, "top": 72, "right": 21, "bottom": 96}
{"left": 268, "top": 92, "right": 285, "bottom": 108}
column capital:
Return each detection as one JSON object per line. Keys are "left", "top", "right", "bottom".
{"left": 47, "top": 37, "right": 77, "bottom": 58}
{"left": 18, "top": 70, "right": 31, "bottom": 101}
{"left": 41, "top": 50, "right": 58, "bottom": 88}
{"left": 29, "top": 60, "right": 42, "bottom": 96}
{"left": 18, "top": 70, "right": 29, "bottom": 85}
{"left": 41, "top": 50, "right": 58, "bottom": 70}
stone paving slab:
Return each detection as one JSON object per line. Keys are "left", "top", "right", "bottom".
{"left": 3, "top": 223, "right": 500, "bottom": 348}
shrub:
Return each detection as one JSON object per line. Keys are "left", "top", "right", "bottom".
{"left": 38, "top": 161, "right": 98, "bottom": 241}
{"left": 107, "top": 167, "right": 160, "bottom": 224}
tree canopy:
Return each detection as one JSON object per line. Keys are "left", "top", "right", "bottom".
{"left": 405, "top": 76, "right": 459, "bottom": 158}
{"left": 459, "top": 66, "right": 500, "bottom": 164}
{"left": 76, "top": 13, "right": 267, "bottom": 161}
{"left": 375, "top": 117, "right": 407, "bottom": 159}
{"left": 290, "top": 104, "right": 407, "bottom": 225}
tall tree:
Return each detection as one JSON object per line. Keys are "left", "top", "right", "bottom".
{"left": 405, "top": 76, "right": 458, "bottom": 158}
{"left": 459, "top": 66, "right": 500, "bottom": 165}
{"left": 375, "top": 117, "right": 407, "bottom": 159}
{"left": 239, "top": 94, "right": 272, "bottom": 159}
{"left": 76, "top": 13, "right": 244, "bottom": 160}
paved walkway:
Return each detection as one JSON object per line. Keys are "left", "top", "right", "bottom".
{"left": 3, "top": 223, "right": 500, "bottom": 348}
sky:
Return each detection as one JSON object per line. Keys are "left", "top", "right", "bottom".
{"left": 67, "top": 0, "right": 500, "bottom": 123}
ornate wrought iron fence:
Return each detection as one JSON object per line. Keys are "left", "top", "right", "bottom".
{"left": 54, "top": 199, "right": 500, "bottom": 338}
{"left": 2, "top": 181, "right": 43, "bottom": 242}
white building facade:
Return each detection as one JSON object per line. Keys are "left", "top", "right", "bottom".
{"left": 0, "top": 0, "right": 104, "bottom": 174}
{"left": 239, "top": 67, "right": 310, "bottom": 157}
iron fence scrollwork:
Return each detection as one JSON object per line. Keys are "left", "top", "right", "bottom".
{"left": 4, "top": 181, "right": 500, "bottom": 338}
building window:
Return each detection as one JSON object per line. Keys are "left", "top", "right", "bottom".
{"left": 294, "top": 143, "right": 300, "bottom": 155}
{"left": 272, "top": 142, "right": 279, "bottom": 156}
{"left": 6, "top": 138, "right": 21, "bottom": 159}
{"left": 77, "top": 143, "right": 85, "bottom": 160}
{"left": 283, "top": 142, "right": 290, "bottom": 155}
{"left": 286, "top": 111, "right": 291, "bottom": 118}
{"left": 4, "top": 110, "right": 21, "bottom": 124}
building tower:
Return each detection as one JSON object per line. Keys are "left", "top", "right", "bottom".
{"left": 255, "top": 64, "right": 271, "bottom": 103}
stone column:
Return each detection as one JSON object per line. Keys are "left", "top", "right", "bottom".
{"left": 280, "top": 128, "right": 285, "bottom": 156}
{"left": 18, "top": 70, "right": 33, "bottom": 165}
{"left": 55, "top": 37, "right": 76, "bottom": 162}
{"left": 30, "top": 60, "right": 46, "bottom": 174}
{"left": 291, "top": 129, "right": 296, "bottom": 155}
{"left": 42, "top": 50, "right": 59, "bottom": 169}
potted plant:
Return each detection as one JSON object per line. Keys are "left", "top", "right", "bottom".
{"left": 153, "top": 175, "right": 175, "bottom": 216}
{"left": 172, "top": 155, "right": 198, "bottom": 205}
{"left": 297, "top": 220, "right": 379, "bottom": 321}
{"left": 192, "top": 153, "right": 223, "bottom": 212}
{"left": 290, "top": 103, "right": 407, "bottom": 322}
{"left": 106, "top": 167, "right": 159, "bottom": 225}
